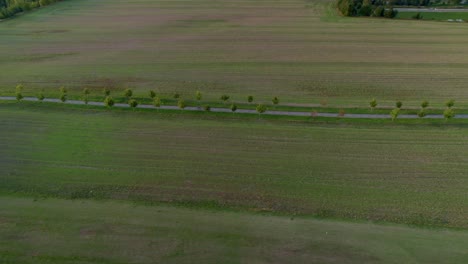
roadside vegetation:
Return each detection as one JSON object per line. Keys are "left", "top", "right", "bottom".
{"left": 397, "top": 10, "right": 468, "bottom": 21}
{"left": 5, "top": 85, "right": 463, "bottom": 118}
{"left": 0, "top": 0, "right": 61, "bottom": 19}
{"left": 337, "top": 0, "right": 398, "bottom": 18}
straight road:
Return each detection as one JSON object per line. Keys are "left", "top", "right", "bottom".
{"left": 0, "top": 96, "right": 458, "bottom": 119}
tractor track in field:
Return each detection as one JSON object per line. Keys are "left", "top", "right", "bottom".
{"left": 0, "top": 96, "right": 462, "bottom": 119}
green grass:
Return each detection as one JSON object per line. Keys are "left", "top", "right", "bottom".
{"left": 3, "top": 0, "right": 468, "bottom": 106}
{"left": 1, "top": 196, "right": 468, "bottom": 264}
{"left": 1, "top": 103, "right": 468, "bottom": 228}
{"left": 397, "top": 11, "right": 468, "bottom": 21}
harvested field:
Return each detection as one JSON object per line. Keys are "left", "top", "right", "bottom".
{"left": 2, "top": 0, "right": 468, "bottom": 106}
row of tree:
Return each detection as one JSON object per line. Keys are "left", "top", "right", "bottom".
{"left": 336, "top": 0, "right": 463, "bottom": 19}
{"left": 13, "top": 85, "right": 457, "bottom": 119}
{"left": 337, "top": 0, "right": 399, "bottom": 18}
{"left": 385, "top": 0, "right": 460, "bottom": 5}
{"left": 370, "top": 98, "right": 456, "bottom": 120}
{"left": 0, "top": 0, "right": 60, "bottom": 20}
{"left": 14, "top": 86, "right": 273, "bottom": 114}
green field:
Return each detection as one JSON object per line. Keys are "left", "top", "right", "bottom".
{"left": 1, "top": 196, "right": 468, "bottom": 264}
{"left": 1, "top": 102, "right": 468, "bottom": 228}
{"left": 3, "top": 0, "right": 468, "bottom": 262}
{"left": 3, "top": 0, "right": 468, "bottom": 107}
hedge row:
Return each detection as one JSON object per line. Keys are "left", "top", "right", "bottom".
{"left": 0, "top": 0, "right": 61, "bottom": 20}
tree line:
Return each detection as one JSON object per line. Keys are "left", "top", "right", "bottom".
{"left": 0, "top": 0, "right": 61, "bottom": 20}
{"left": 14, "top": 85, "right": 274, "bottom": 115}
{"left": 337, "top": 0, "right": 398, "bottom": 18}
{"left": 13, "top": 85, "right": 458, "bottom": 120}
{"left": 370, "top": 98, "right": 456, "bottom": 120}
{"left": 337, "top": 0, "right": 463, "bottom": 18}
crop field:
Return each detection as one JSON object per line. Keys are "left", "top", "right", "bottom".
{"left": 2, "top": 0, "right": 468, "bottom": 106}
{"left": 3, "top": 0, "right": 468, "bottom": 262}
{"left": 1, "top": 196, "right": 468, "bottom": 264}
{"left": 1, "top": 102, "right": 468, "bottom": 228}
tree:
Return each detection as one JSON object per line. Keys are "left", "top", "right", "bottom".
{"left": 195, "top": 90, "right": 202, "bottom": 108}
{"left": 104, "top": 88, "right": 111, "bottom": 96}
{"left": 16, "top": 91, "right": 23, "bottom": 102}
{"left": 372, "top": 6, "right": 384, "bottom": 17}
{"left": 230, "top": 103, "right": 237, "bottom": 112}
{"left": 59, "top": 86, "right": 67, "bottom": 94}
{"left": 178, "top": 99, "right": 186, "bottom": 109}
{"left": 38, "top": 90, "right": 45, "bottom": 102}
{"left": 421, "top": 100, "right": 429, "bottom": 109}
{"left": 396, "top": 101, "right": 402, "bottom": 109}
{"left": 220, "top": 95, "right": 230, "bottom": 104}
{"left": 174, "top": 92, "right": 180, "bottom": 99}
{"left": 412, "top": 12, "right": 423, "bottom": 20}
{"left": 369, "top": 98, "right": 377, "bottom": 111}
{"left": 196, "top": 90, "right": 202, "bottom": 101}
{"left": 444, "top": 108, "right": 455, "bottom": 120}
{"left": 358, "top": 2, "right": 372, "bottom": 16}
{"left": 204, "top": 105, "right": 211, "bottom": 111}
{"left": 384, "top": 8, "right": 398, "bottom": 19}
{"left": 338, "top": 109, "right": 345, "bottom": 117}
{"left": 15, "top": 84, "right": 23, "bottom": 102}
{"left": 129, "top": 99, "right": 138, "bottom": 109}
{"left": 83, "top": 88, "right": 90, "bottom": 105}
{"left": 149, "top": 90, "right": 156, "bottom": 99}
{"left": 39, "top": 0, "right": 52, "bottom": 7}
{"left": 104, "top": 96, "right": 114, "bottom": 108}
{"left": 153, "top": 97, "right": 161, "bottom": 108}
{"left": 272, "top": 97, "right": 279, "bottom": 106}
{"left": 390, "top": 108, "right": 400, "bottom": 121}
{"left": 60, "top": 93, "right": 67, "bottom": 103}
{"left": 337, "top": 0, "right": 356, "bottom": 16}
{"left": 124, "top": 88, "right": 133, "bottom": 100}
{"left": 445, "top": 99, "right": 455, "bottom": 108}
{"left": 418, "top": 109, "right": 426, "bottom": 118}
{"left": 59, "top": 86, "right": 67, "bottom": 103}
{"left": 247, "top": 95, "right": 253, "bottom": 103}
{"left": 256, "top": 104, "right": 267, "bottom": 114}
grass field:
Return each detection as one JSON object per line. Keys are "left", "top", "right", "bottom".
{"left": 1, "top": 196, "right": 468, "bottom": 264}
{"left": 2, "top": 102, "right": 468, "bottom": 228}
{"left": 3, "top": 0, "right": 468, "bottom": 106}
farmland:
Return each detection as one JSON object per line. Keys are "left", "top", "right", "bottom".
{"left": 1, "top": 196, "right": 468, "bottom": 264}
{"left": 1, "top": 102, "right": 468, "bottom": 262}
{"left": 2, "top": 0, "right": 468, "bottom": 107}
{"left": 2, "top": 102, "right": 468, "bottom": 228}
{"left": 2, "top": 0, "right": 468, "bottom": 262}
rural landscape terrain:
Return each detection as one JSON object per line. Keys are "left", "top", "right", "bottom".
{"left": 1, "top": 0, "right": 468, "bottom": 263}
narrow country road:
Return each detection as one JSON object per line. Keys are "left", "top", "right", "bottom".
{"left": 395, "top": 8, "right": 468, "bottom": 13}
{"left": 0, "top": 96, "right": 462, "bottom": 119}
